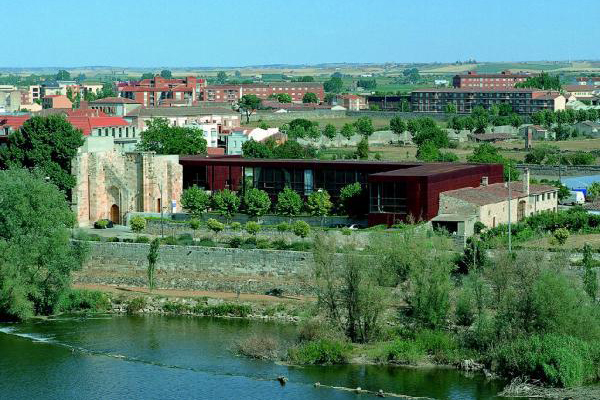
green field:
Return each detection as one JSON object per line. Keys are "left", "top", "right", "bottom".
{"left": 474, "top": 62, "right": 570, "bottom": 73}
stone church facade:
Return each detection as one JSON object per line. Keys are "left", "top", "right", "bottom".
{"left": 72, "top": 137, "right": 182, "bottom": 226}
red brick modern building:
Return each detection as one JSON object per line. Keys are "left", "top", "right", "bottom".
{"left": 178, "top": 157, "right": 503, "bottom": 226}
{"left": 452, "top": 71, "right": 534, "bottom": 89}
{"left": 410, "top": 88, "right": 565, "bottom": 114}
{"left": 199, "top": 82, "right": 324, "bottom": 103}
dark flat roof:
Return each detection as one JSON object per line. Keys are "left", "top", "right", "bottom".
{"left": 179, "top": 157, "right": 503, "bottom": 181}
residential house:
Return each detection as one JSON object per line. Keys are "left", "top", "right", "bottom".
{"left": 339, "top": 94, "right": 368, "bottom": 111}
{"left": 183, "top": 122, "right": 219, "bottom": 148}
{"left": 562, "top": 85, "right": 598, "bottom": 100}
{"left": 89, "top": 97, "right": 142, "bottom": 116}
{"left": 42, "top": 95, "right": 72, "bottom": 109}
{"left": 438, "top": 171, "right": 558, "bottom": 228}
{"left": 125, "top": 106, "right": 240, "bottom": 132}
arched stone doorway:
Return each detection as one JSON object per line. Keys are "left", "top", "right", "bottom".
{"left": 110, "top": 204, "right": 120, "bottom": 224}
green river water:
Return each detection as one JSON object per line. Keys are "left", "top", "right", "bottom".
{"left": 0, "top": 315, "right": 514, "bottom": 399}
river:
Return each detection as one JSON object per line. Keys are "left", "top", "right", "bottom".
{"left": 0, "top": 315, "right": 512, "bottom": 400}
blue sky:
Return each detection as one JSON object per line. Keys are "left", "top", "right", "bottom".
{"left": 3, "top": 0, "right": 599, "bottom": 67}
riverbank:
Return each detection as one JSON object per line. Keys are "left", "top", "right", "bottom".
{"left": 66, "top": 283, "right": 600, "bottom": 400}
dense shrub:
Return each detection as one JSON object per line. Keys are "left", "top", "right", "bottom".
{"left": 194, "top": 303, "right": 252, "bottom": 317}
{"left": 189, "top": 219, "right": 201, "bottom": 230}
{"left": 161, "top": 236, "right": 177, "bottom": 245}
{"left": 381, "top": 339, "right": 424, "bottom": 365}
{"left": 415, "top": 330, "right": 459, "bottom": 363}
{"left": 108, "top": 236, "right": 120, "bottom": 243}
{"left": 130, "top": 216, "right": 146, "bottom": 233}
{"left": 176, "top": 233, "right": 195, "bottom": 246}
{"left": 162, "top": 301, "right": 190, "bottom": 314}
{"left": 126, "top": 297, "right": 147, "bottom": 314}
{"left": 492, "top": 334, "right": 600, "bottom": 387}
{"left": 197, "top": 237, "right": 217, "bottom": 247}
{"left": 94, "top": 219, "right": 108, "bottom": 229}
{"left": 235, "top": 334, "right": 280, "bottom": 360}
{"left": 230, "top": 222, "right": 242, "bottom": 231}
{"left": 244, "top": 221, "right": 261, "bottom": 236}
{"left": 135, "top": 236, "right": 150, "bottom": 243}
{"left": 292, "top": 220, "right": 310, "bottom": 239}
{"left": 553, "top": 228, "right": 569, "bottom": 245}
{"left": 206, "top": 218, "right": 225, "bottom": 234}
{"left": 229, "top": 236, "right": 243, "bottom": 248}
{"left": 287, "top": 339, "right": 351, "bottom": 365}
{"left": 256, "top": 238, "right": 270, "bottom": 249}
{"left": 57, "top": 290, "right": 111, "bottom": 313}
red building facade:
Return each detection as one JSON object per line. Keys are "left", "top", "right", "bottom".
{"left": 199, "top": 82, "right": 324, "bottom": 103}
{"left": 453, "top": 71, "right": 533, "bottom": 89}
{"left": 178, "top": 157, "right": 503, "bottom": 226}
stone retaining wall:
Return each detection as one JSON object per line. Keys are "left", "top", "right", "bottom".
{"left": 76, "top": 241, "right": 317, "bottom": 295}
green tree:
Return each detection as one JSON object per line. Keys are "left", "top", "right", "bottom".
{"left": 297, "top": 76, "right": 314, "bottom": 82}
{"left": 56, "top": 69, "right": 71, "bottom": 80}
{"left": 582, "top": 243, "right": 598, "bottom": 301}
{"left": 243, "top": 188, "right": 271, "bottom": 219}
{"left": 147, "top": 238, "right": 160, "bottom": 290}
{"left": 357, "top": 79, "right": 377, "bottom": 90}
{"left": 313, "top": 234, "right": 386, "bottom": 343}
{"left": 322, "top": 124, "right": 337, "bottom": 140}
{"left": 242, "top": 139, "right": 273, "bottom": 158}
{"left": 98, "top": 83, "right": 116, "bottom": 99}
{"left": 444, "top": 103, "right": 457, "bottom": 114}
{"left": 515, "top": 72, "right": 561, "bottom": 91}
{"left": 339, "top": 182, "right": 366, "bottom": 217}
{"left": 356, "top": 136, "right": 369, "bottom": 159}
{"left": 276, "top": 93, "right": 292, "bottom": 103}
{"left": 467, "top": 143, "right": 519, "bottom": 181}
{"left": 354, "top": 117, "right": 374, "bottom": 137}
{"left": 0, "top": 115, "right": 84, "bottom": 194}
{"left": 137, "top": 118, "right": 207, "bottom": 155}
{"left": 340, "top": 123, "right": 355, "bottom": 140}
{"left": 0, "top": 169, "right": 87, "bottom": 320}
{"left": 216, "top": 71, "right": 227, "bottom": 84}
{"left": 141, "top": 72, "right": 155, "bottom": 80}
{"left": 211, "top": 189, "right": 240, "bottom": 222}
{"left": 390, "top": 116, "right": 406, "bottom": 138}
{"left": 323, "top": 76, "right": 343, "bottom": 93}
{"left": 302, "top": 92, "right": 319, "bottom": 103}
{"left": 181, "top": 185, "right": 211, "bottom": 219}
{"left": 416, "top": 140, "right": 441, "bottom": 162}
{"left": 160, "top": 70, "right": 172, "bottom": 78}
{"left": 306, "top": 190, "right": 332, "bottom": 222}
{"left": 206, "top": 218, "right": 225, "bottom": 235}
{"left": 276, "top": 187, "right": 303, "bottom": 218}
{"left": 238, "top": 94, "right": 262, "bottom": 123}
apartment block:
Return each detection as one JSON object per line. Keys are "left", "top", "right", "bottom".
{"left": 199, "top": 82, "right": 324, "bottom": 103}
{"left": 410, "top": 88, "right": 565, "bottom": 114}
{"left": 452, "top": 71, "right": 534, "bottom": 89}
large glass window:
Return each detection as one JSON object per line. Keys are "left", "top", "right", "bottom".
{"left": 369, "top": 182, "right": 408, "bottom": 214}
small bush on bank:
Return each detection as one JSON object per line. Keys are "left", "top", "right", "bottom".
{"left": 491, "top": 334, "right": 600, "bottom": 388}
{"left": 108, "top": 236, "right": 120, "bottom": 243}
{"left": 276, "top": 222, "right": 290, "bottom": 233}
{"left": 135, "top": 236, "right": 150, "bottom": 243}
{"left": 229, "top": 236, "right": 243, "bottom": 248}
{"left": 381, "top": 339, "right": 425, "bottom": 365}
{"left": 126, "top": 297, "right": 147, "bottom": 314}
{"left": 415, "top": 330, "right": 460, "bottom": 364}
{"left": 271, "top": 239, "right": 288, "bottom": 250}
{"left": 287, "top": 339, "right": 351, "bottom": 365}
{"left": 206, "top": 218, "right": 225, "bottom": 234}
{"left": 162, "top": 301, "right": 190, "bottom": 314}
{"left": 245, "top": 221, "right": 261, "bottom": 236}
{"left": 130, "top": 216, "right": 147, "bottom": 233}
{"left": 57, "top": 289, "right": 111, "bottom": 313}
{"left": 235, "top": 334, "right": 280, "bottom": 360}
{"left": 177, "top": 233, "right": 195, "bottom": 246}
{"left": 161, "top": 236, "right": 177, "bottom": 245}
{"left": 189, "top": 219, "right": 201, "bottom": 230}
{"left": 289, "top": 241, "right": 312, "bottom": 252}
{"left": 193, "top": 303, "right": 252, "bottom": 318}
{"left": 230, "top": 222, "right": 242, "bottom": 231}
{"left": 197, "top": 237, "right": 217, "bottom": 247}
{"left": 256, "top": 238, "right": 270, "bottom": 249}
{"left": 292, "top": 220, "right": 311, "bottom": 239}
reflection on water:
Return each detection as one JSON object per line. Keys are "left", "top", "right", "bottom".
{"left": 0, "top": 315, "right": 509, "bottom": 400}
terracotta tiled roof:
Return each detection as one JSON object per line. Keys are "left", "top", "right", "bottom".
{"left": 442, "top": 182, "right": 557, "bottom": 206}
{"left": 90, "top": 97, "right": 141, "bottom": 104}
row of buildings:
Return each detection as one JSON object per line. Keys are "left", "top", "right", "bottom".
{"left": 71, "top": 134, "right": 558, "bottom": 246}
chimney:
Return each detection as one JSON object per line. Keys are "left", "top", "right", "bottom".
{"left": 481, "top": 176, "right": 489, "bottom": 186}
{"left": 523, "top": 168, "right": 530, "bottom": 196}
